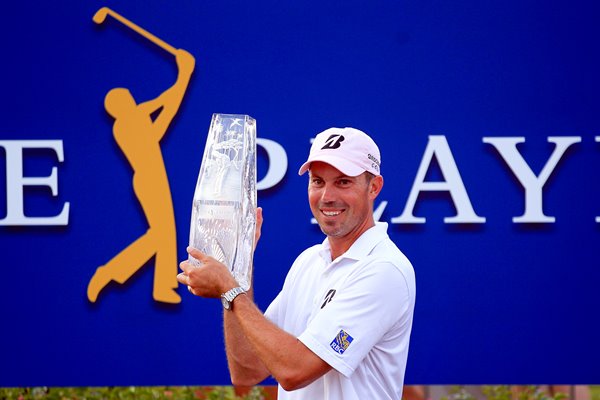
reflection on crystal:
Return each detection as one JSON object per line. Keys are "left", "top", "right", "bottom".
{"left": 188, "top": 114, "right": 256, "bottom": 290}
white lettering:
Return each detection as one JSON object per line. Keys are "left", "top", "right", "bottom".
{"left": 392, "top": 135, "right": 485, "bottom": 224}
{"left": 257, "top": 138, "right": 288, "bottom": 191}
{"left": 483, "top": 136, "right": 581, "bottom": 223}
{"left": 0, "top": 140, "right": 70, "bottom": 226}
{"left": 373, "top": 200, "right": 388, "bottom": 221}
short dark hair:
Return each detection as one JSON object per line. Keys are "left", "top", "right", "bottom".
{"left": 364, "top": 171, "right": 375, "bottom": 184}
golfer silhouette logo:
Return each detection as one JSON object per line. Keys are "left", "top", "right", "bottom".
{"left": 87, "top": 7, "right": 194, "bottom": 304}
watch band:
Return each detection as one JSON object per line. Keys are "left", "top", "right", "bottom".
{"left": 221, "top": 287, "right": 246, "bottom": 310}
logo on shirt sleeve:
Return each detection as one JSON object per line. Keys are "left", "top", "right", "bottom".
{"left": 330, "top": 329, "right": 354, "bottom": 354}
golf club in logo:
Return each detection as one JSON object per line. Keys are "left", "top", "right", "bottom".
{"left": 92, "top": 7, "right": 178, "bottom": 54}
{"left": 87, "top": 7, "right": 195, "bottom": 304}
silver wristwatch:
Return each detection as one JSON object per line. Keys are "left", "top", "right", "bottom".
{"left": 221, "top": 287, "right": 246, "bottom": 310}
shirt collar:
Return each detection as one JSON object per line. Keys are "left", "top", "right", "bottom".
{"left": 318, "top": 222, "right": 389, "bottom": 263}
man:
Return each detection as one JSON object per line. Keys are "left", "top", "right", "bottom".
{"left": 178, "top": 127, "right": 416, "bottom": 399}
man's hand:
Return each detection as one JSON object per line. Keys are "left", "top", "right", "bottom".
{"left": 175, "top": 49, "right": 195, "bottom": 76}
{"left": 177, "top": 248, "right": 238, "bottom": 298}
{"left": 180, "top": 206, "right": 263, "bottom": 297}
{"left": 254, "top": 207, "right": 263, "bottom": 251}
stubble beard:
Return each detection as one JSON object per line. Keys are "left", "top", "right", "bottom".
{"left": 318, "top": 221, "right": 345, "bottom": 238}
{"left": 312, "top": 200, "right": 348, "bottom": 238}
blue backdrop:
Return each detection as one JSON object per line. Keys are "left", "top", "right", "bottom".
{"left": 1, "top": 0, "right": 599, "bottom": 386}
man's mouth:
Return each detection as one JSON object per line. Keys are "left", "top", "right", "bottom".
{"left": 321, "top": 210, "right": 343, "bottom": 217}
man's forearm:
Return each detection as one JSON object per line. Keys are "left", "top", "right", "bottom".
{"left": 223, "top": 289, "right": 270, "bottom": 386}
{"left": 230, "top": 294, "right": 331, "bottom": 391}
{"left": 178, "top": 244, "right": 329, "bottom": 390}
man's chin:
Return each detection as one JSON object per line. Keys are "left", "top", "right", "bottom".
{"left": 318, "top": 222, "right": 344, "bottom": 238}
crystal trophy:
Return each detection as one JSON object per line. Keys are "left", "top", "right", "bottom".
{"left": 188, "top": 114, "right": 257, "bottom": 290}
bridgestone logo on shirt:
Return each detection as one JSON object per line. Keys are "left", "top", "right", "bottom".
{"left": 321, "top": 289, "right": 336, "bottom": 309}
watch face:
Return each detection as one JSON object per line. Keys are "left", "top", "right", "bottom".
{"left": 221, "top": 296, "right": 231, "bottom": 310}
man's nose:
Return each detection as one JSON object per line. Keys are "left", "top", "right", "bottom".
{"left": 320, "top": 183, "right": 338, "bottom": 203}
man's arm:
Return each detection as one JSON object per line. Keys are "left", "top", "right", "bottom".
{"left": 223, "top": 287, "right": 271, "bottom": 386}
{"left": 178, "top": 249, "right": 332, "bottom": 391}
{"left": 229, "top": 293, "right": 332, "bottom": 391}
{"left": 222, "top": 207, "right": 269, "bottom": 385}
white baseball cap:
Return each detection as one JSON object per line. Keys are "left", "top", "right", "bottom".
{"left": 298, "top": 127, "right": 381, "bottom": 177}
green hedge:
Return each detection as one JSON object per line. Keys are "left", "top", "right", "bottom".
{"left": 0, "top": 387, "right": 267, "bottom": 400}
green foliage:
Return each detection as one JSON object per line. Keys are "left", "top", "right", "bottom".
{"left": 0, "top": 386, "right": 268, "bottom": 400}
{"left": 481, "top": 385, "right": 513, "bottom": 400}
{"left": 2, "top": 385, "right": 593, "bottom": 400}
{"left": 440, "top": 386, "right": 570, "bottom": 400}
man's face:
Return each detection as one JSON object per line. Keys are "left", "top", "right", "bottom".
{"left": 308, "top": 161, "right": 380, "bottom": 240}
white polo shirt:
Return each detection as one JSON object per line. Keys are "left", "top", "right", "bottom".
{"left": 264, "top": 222, "right": 416, "bottom": 400}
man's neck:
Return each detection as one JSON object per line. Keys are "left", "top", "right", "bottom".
{"left": 328, "top": 220, "right": 376, "bottom": 261}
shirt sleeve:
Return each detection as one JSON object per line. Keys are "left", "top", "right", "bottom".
{"left": 298, "top": 261, "right": 411, "bottom": 377}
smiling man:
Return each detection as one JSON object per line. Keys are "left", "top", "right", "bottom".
{"left": 178, "top": 127, "right": 416, "bottom": 400}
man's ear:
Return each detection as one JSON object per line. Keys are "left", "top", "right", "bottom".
{"left": 369, "top": 175, "right": 384, "bottom": 200}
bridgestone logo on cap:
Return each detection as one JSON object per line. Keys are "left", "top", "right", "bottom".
{"left": 321, "top": 134, "right": 345, "bottom": 150}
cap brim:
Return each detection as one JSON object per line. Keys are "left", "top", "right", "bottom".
{"left": 297, "top": 155, "right": 365, "bottom": 177}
